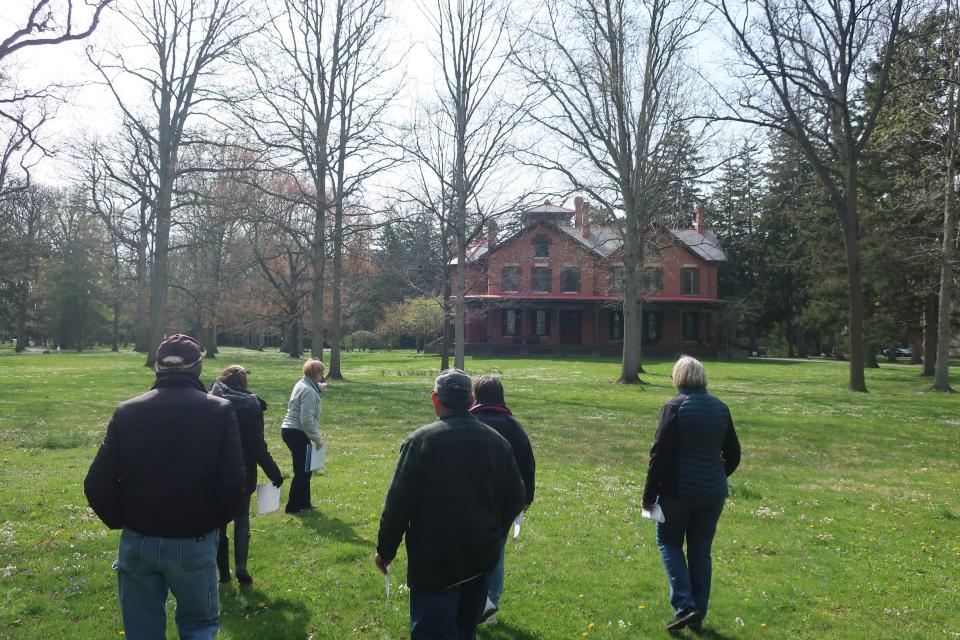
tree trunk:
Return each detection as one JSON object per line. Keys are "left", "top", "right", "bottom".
{"left": 311, "top": 190, "right": 327, "bottom": 363}
{"left": 145, "top": 169, "right": 174, "bottom": 368}
{"left": 933, "top": 46, "right": 957, "bottom": 391}
{"left": 112, "top": 300, "right": 120, "bottom": 352}
{"left": 205, "top": 323, "right": 219, "bottom": 359}
{"left": 923, "top": 293, "right": 937, "bottom": 377}
{"left": 440, "top": 224, "right": 452, "bottom": 371}
{"left": 134, "top": 236, "right": 149, "bottom": 352}
{"left": 841, "top": 172, "right": 867, "bottom": 392}
{"left": 618, "top": 215, "right": 642, "bottom": 383}
{"left": 454, "top": 232, "right": 467, "bottom": 370}
{"left": 886, "top": 343, "right": 897, "bottom": 364}
{"left": 328, "top": 201, "right": 344, "bottom": 380}
{"left": 910, "top": 333, "right": 922, "bottom": 365}
{"left": 865, "top": 346, "right": 879, "bottom": 368}
{"left": 15, "top": 304, "right": 27, "bottom": 352}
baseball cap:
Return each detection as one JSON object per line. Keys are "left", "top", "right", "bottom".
{"left": 156, "top": 334, "right": 203, "bottom": 369}
{"left": 433, "top": 369, "right": 472, "bottom": 403}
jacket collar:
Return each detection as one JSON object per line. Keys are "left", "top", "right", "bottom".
{"left": 678, "top": 385, "right": 707, "bottom": 395}
{"left": 303, "top": 376, "right": 322, "bottom": 394}
{"left": 470, "top": 403, "right": 512, "bottom": 416}
{"left": 152, "top": 370, "right": 207, "bottom": 393}
{"left": 439, "top": 409, "right": 473, "bottom": 421}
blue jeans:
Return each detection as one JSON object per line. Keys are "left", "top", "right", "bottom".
{"left": 410, "top": 573, "right": 491, "bottom": 640}
{"left": 487, "top": 534, "right": 508, "bottom": 608}
{"left": 655, "top": 497, "right": 725, "bottom": 620}
{"left": 114, "top": 528, "right": 220, "bottom": 640}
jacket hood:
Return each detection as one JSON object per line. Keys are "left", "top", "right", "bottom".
{"left": 210, "top": 380, "right": 261, "bottom": 412}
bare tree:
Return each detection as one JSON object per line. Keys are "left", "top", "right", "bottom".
{"left": 419, "top": 0, "right": 530, "bottom": 370}
{"left": 239, "top": 0, "right": 360, "bottom": 363}
{"left": 79, "top": 127, "right": 157, "bottom": 351}
{"left": 324, "top": 0, "right": 401, "bottom": 379}
{"left": 712, "top": 0, "right": 908, "bottom": 392}
{"left": 933, "top": 0, "right": 959, "bottom": 392}
{"left": 90, "top": 0, "right": 253, "bottom": 366}
{"left": 0, "top": 1, "right": 111, "bottom": 199}
{"left": 0, "top": 181, "right": 50, "bottom": 351}
{"left": 515, "top": 0, "right": 709, "bottom": 383}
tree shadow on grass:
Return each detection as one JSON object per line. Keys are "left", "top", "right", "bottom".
{"left": 477, "top": 619, "right": 540, "bottom": 640}
{"left": 296, "top": 509, "right": 370, "bottom": 546}
{"left": 219, "top": 585, "right": 312, "bottom": 640}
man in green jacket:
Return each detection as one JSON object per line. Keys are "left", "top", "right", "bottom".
{"left": 374, "top": 369, "right": 526, "bottom": 640}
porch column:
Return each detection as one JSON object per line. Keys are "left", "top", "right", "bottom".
{"left": 593, "top": 305, "right": 599, "bottom": 345}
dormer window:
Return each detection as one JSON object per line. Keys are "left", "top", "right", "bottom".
{"left": 533, "top": 235, "right": 550, "bottom": 258}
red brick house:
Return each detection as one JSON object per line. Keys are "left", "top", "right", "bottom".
{"left": 452, "top": 198, "right": 727, "bottom": 355}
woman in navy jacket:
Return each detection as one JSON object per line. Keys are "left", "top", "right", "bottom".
{"left": 210, "top": 365, "right": 284, "bottom": 585}
{"left": 642, "top": 356, "right": 741, "bottom": 633}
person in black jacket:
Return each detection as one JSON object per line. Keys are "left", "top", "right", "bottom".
{"left": 641, "top": 356, "right": 741, "bottom": 633}
{"left": 84, "top": 334, "right": 245, "bottom": 640}
{"left": 470, "top": 375, "right": 535, "bottom": 625}
{"left": 374, "top": 369, "right": 526, "bottom": 640}
{"left": 210, "top": 365, "right": 284, "bottom": 586}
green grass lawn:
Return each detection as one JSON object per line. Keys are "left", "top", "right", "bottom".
{"left": 0, "top": 348, "right": 958, "bottom": 639}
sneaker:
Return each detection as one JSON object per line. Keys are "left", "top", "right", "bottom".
{"left": 478, "top": 597, "right": 498, "bottom": 625}
{"left": 236, "top": 570, "right": 253, "bottom": 586}
{"left": 666, "top": 608, "right": 700, "bottom": 631}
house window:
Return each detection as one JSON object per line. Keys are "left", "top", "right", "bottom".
{"left": 681, "top": 267, "right": 700, "bottom": 295}
{"left": 645, "top": 310, "right": 662, "bottom": 342}
{"left": 560, "top": 267, "right": 581, "bottom": 293}
{"left": 609, "top": 265, "right": 624, "bottom": 294}
{"left": 533, "top": 267, "right": 552, "bottom": 292}
{"left": 642, "top": 267, "right": 663, "bottom": 295}
{"left": 534, "top": 309, "right": 550, "bottom": 336}
{"left": 682, "top": 311, "right": 699, "bottom": 339}
{"left": 502, "top": 309, "right": 521, "bottom": 336}
{"left": 533, "top": 235, "right": 550, "bottom": 258}
{"left": 610, "top": 310, "right": 624, "bottom": 340}
{"left": 502, "top": 266, "right": 521, "bottom": 292}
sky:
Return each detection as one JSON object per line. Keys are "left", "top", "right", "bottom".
{"left": 2, "top": 0, "right": 744, "bottom": 206}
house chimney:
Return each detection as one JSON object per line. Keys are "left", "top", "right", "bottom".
{"left": 695, "top": 203, "right": 706, "bottom": 234}
{"left": 573, "top": 196, "right": 584, "bottom": 227}
{"left": 487, "top": 220, "right": 498, "bottom": 249}
{"left": 580, "top": 200, "right": 591, "bottom": 239}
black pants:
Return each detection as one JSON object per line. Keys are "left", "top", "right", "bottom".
{"left": 217, "top": 490, "right": 252, "bottom": 579}
{"left": 282, "top": 428, "right": 313, "bottom": 513}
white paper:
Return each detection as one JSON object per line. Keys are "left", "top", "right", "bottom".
{"left": 256, "top": 483, "right": 280, "bottom": 514}
{"left": 305, "top": 442, "right": 327, "bottom": 472}
{"left": 641, "top": 504, "right": 665, "bottom": 523}
{"left": 385, "top": 569, "right": 390, "bottom": 600}
{"left": 512, "top": 512, "right": 524, "bottom": 539}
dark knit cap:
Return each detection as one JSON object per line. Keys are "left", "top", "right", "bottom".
{"left": 434, "top": 369, "right": 472, "bottom": 404}
{"left": 156, "top": 334, "right": 203, "bottom": 369}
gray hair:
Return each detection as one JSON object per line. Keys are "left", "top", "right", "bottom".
{"left": 672, "top": 355, "right": 707, "bottom": 389}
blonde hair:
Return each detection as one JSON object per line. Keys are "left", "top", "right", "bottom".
{"left": 672, "top": 356, "right": 707, "bottom": 389}
{"left": 303, "top": 359, "right": 325, "bottom": 379}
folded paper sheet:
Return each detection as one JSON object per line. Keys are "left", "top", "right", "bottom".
{"left": 256, "top": 483, "right": 280, "bottom": 514}
{"left": 641, "top": 503, "right": 665, "bottom": 523}
{"left": 305, "top": 443, "right": 327, "bottom": 472}
{"left": 513, "top": 512, "right": 524, "bottom": 539}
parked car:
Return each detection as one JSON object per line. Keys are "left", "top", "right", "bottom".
{"left": 881, "top": 347, "right": 913, "bottom": 358}
{"left": 749, "top": 345, "right": 766, "bottom": 357}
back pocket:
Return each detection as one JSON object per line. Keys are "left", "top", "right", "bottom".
{"left": 179, "top": 535, "right": 216, "bottom": 572}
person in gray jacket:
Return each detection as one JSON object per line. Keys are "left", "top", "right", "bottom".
{"left": 281, "top": 359, "right": 327, "bottom": 514}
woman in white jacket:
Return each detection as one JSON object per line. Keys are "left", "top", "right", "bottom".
{"left": 281, "top": 359, "right": 327, "bottom": 514}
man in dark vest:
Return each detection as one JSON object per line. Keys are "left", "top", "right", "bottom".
{"left": 374, "top": 369, "right": 526, "bottom": 640}
{"left": 85, "top": 334, "right": 245, "bottom": 640}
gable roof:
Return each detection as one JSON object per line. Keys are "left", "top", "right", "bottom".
{"left": 557, "top": 225, "right": 621, "bottom": 258}
{"left": 454, "top": 220, "right": 727, "bottom": 264}
{"left": 669, "top": 229, "right": 727, "bottom": 262}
